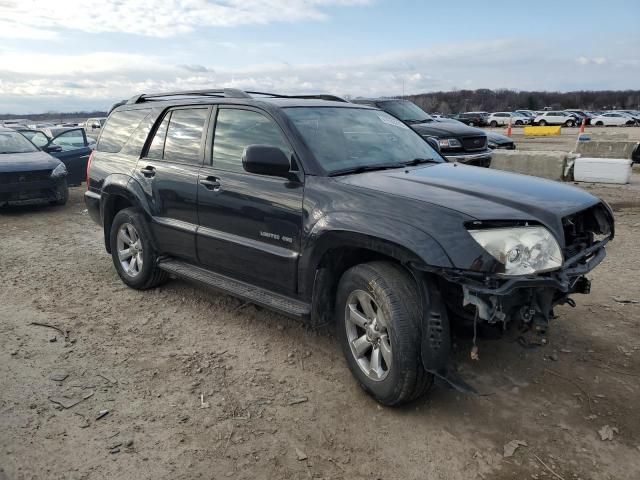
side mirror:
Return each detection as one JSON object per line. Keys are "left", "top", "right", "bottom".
{"left": 43, "top": 144, "right": 63, "bottom": 153}
{"left": 425, "top": 137, "right": 440, "bottom": 152}
{"left": 242, "top": 145, "right": 291, "bottom": 177}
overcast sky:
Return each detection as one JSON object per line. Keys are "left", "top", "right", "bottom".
{"left": 0, "top": 0, "right": 638, "bottom": 113}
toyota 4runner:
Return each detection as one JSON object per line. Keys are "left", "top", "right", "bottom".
{"left": 86, "top": 89, "right": 613, "bottom": 406}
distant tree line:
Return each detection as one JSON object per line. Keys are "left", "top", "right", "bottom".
{"left": 0, "top": 111, "right": 107, "bottom": 121}
{"left": 403, "top": 89, "right": 640, "bottom": 114}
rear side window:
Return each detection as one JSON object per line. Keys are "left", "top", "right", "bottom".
{"left": 163, "top": 109, "right": 208, "bottom": 163}
{"left": 97, "top": 109, "right": 151, "bottom": 153}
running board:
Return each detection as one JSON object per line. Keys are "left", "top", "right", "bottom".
{"left": 157, "top": 259, "right": 311, "bottom": 319}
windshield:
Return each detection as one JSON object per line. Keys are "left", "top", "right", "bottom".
{"left": 0, "top": 130, "right": 39, "bottom": 154}
{"left": 284, "top": 107, "right": 442, "bottom": 174}
{"left": 377, "top": 100, "right": 433, "bottom": 123}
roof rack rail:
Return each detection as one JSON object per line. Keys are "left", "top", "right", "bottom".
{"left": 245, "top": 91, "right": 348, "bottom": 103}
{"left": 126, "top": 88, "right": 252, "bottom": 104}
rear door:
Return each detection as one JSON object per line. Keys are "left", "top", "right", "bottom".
{"left": 47, "top": 128, "right": 92, "bottom": 185}
{"left": 134, "top": 106, "right": 211, "bottom": 262}
{"left": 196, "top": 106, "right": 304, "bottom": 294}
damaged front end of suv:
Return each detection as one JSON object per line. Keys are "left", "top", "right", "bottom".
{"left": 429, "top": 202, "right": 614, "bottom": 344}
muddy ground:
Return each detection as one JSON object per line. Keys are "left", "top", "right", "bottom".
{"left": 1, "top": 180, "right": 639, "bottom": 479}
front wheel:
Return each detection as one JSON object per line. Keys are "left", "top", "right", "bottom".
{"left": 489, "top": 120, "right": 498, "bottom": 127}
{"left": 109, "top": 207, "right": 169, "bottom": 290}
{"left": 336, "top": 262, "right": 433, "bottom": 406}
{"left": 565, "top": 120, "right": 575, "bottom": 127}
{"left": 538, "top": 120, "right": 547, "bottom": 126}
{"left": 595, "top": 121, "right": 604, "bottom": 126}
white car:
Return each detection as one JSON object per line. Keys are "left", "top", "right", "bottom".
{"left": 487, "top": 112, "right": 530, "bottom": 127}
{"left": 533, "top": 111, "right": 577, "bottom": 127}
{"left": 591, "top": 112, "right": 637, "bottom": 127}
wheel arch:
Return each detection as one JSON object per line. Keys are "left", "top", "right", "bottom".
{"left": 101, "top": 175, "right": 154, "bottom": 253}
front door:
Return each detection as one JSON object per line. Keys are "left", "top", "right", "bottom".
{"left": 134, "top": 106, "right": 211, "bottom": 262}
{"left": 196, "top": 106, "right": 304, "bottom": 294}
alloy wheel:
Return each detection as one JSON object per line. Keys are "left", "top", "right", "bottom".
{"left": 116, "top": 222, "right": 143, "bottom": 277}
{"left": 344, "top": 290, "right": 392, "bottom": 381}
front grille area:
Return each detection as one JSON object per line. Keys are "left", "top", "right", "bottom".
{"left": 460, "top": 135, "right": 487, "bottom": 151}
{"left": 0, "top": 169, "right": 56, "bottom": 203}
{"left": 0, "top": 169, "right": 52, "bottom": 184}
{"left": 562, "top": 203, "right": 613, "bottom": 260}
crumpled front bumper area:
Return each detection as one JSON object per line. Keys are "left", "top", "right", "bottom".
{"left": 422, "top": 236, "right": 610, "bottom": 333}
{"left": 0, "top": 172, "right": 66, "bottom": 206}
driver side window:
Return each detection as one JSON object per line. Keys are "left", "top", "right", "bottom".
{"left": 212, "top": 109, "right": 292, "bottom": 173}
{"left": 51, "top": 129, "right": 87, "bottom": 151}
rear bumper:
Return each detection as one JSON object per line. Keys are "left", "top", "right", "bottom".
{"left": 0, "top": 177, "right": 67, "bottom": 206}
{"left": 84, "top": 190, "right": 101, "bottom": 224}
{"left": 443, "top": 150, "right": 492, "bottom": 167}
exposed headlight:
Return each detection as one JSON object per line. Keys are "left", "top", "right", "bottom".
{"left": 468, "top": 226, "right": 563, "bottom": 275}
{"left": 438, "top": 138, "right": 462, "bottom": 149}
{"left": 51, "top": 163, "right": 67, "bottom": 178}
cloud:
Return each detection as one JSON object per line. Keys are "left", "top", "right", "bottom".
{"left": 577, "top": 56, "right": 608, "bottom": 65}
{"left": 1, "top": 39, "right": 639, "bottom": 113}
{"left": 0, "top": 0, "right": 371, "bottom": 38}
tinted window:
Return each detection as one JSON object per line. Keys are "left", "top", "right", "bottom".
{"left": 378, "top": 100, "right": 432, "bottom": 122}
{"left": 97, "top": 109, "right": 151, "bottom": 153}
{"left": 284, "top": 107, "right": 442, "bottom": 173}
{"left": 0, "top": 130, "right": 39, "bottom": 154}
{"left": 146, "top": 114, "right": 170, "bottom": 159}
{"left": 163, "top": 109, "right": 208, "bottom": 164}
{"left": 212, "top": 109, "right": 291, "bottom": 173}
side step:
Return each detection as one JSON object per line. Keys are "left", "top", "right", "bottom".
{"left": 157, "top": 259, "right": 311, "bottom": 319}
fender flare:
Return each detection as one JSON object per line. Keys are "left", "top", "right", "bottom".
{"left": 299, "top": 212, "right": 452, "bottom": 296}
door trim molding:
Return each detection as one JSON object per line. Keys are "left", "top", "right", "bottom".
{"left": 198, "top": 225, "right": 299, "bottom": 259}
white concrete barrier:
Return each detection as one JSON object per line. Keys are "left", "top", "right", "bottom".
{"left": 490, "top": 150, "right": 570, "bottom": 181}
{"left": 574, "top": 140, "right": 639, "bottom": 160}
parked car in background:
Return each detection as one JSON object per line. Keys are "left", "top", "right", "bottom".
{"left": 0, "top": 127, "right": 68, "bottom": 206}
{"left": 352, "top": 99, "right": 492, "bottom": 166}
{"left": 487, "top": 112, "right": 530, "bottom": 127}
{"left": 591, "top": 112, "right": 638, "bottom": 126}
{"left": 18, "top": 127, "right": 93, "bottom": 185}
{"left": 534, "top": 111, "right": 577, "bottom": 127}
{"left": 515, "top": 110, "right": 537, "bottom": 118}
{"left": 450, "top": 112, "right": 488, "bottom": 127}
{"left": 85, "top": 117, "right": 107, "bottom": 132}
{"left": 565, "top": 109, "right": 593, "bottom": 125}
{"left": 609, "top": 110, "right": 640, "bottom": 122}
{"left": 486, "top": 131, "right": 516, "bottom": 149}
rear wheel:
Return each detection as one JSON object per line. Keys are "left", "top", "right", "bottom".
{"left": 539, "top": 120, "right": 547, "bottom": 126}
{"left": 596, "top": 121, "right": 604, "bottom": 126}
{"left": 489, "top": 120, "right": 498, "bottom": 127}
{"left": 336, "top": 261, "right": 433, "bottom": 406}
{"left": 109, "top": 207, "right": 168, "bottom": 290}
{"left": 565, "top": 120, "right": 575, "bottom": 127}
{"left": 515, "top": 120, "right": 523, "bottom": 126}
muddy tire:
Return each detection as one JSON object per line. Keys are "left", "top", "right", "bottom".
{"left": 336, "top": 261, "right": 433, "bottom": 406}
{"left": 109, "top": 207, "right": 169, "bottom": 290}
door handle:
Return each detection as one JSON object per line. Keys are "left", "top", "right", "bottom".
{"left": 199, "top": 176, "right": 221, "bottom": 191}
{"left": 140, "top": 166, "right": 156, "bottom": 177}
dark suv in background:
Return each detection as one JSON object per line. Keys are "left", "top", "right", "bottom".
{"left": 449, "top": 112, "right": 488, "bottom": 127}
{"left": 86, "top": 88, "right": 613, "bottom": 406}
{"left": 352, "top": 99, "right": 492, "bottom": 167}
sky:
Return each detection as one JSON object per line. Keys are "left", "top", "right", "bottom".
{"left": 0, "top": 0, "right": 638, "bottom": 114}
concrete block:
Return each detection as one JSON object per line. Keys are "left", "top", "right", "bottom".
{"left": 575, "top": 140, "right": 639, "bottom": 159}
{"left": 587, "top": 130, "right": 629, "bottom": 141}
{"left": 490, "top": 150, "right": 568, "bottom": 181}
{"left": 524, "top": 126, "right": 562, "bottom": 136}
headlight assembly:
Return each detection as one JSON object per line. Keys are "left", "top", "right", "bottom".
{"left": 51, "top": 163, "right": 67, "bottom": 178}
{"left": 468, "top": 226, "right": 563, "bottom": 275}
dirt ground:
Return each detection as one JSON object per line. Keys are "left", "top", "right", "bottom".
{"left": 1, "top": 177, "right": 640, "bottom": 479}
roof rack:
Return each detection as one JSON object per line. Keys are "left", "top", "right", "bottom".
{"left": 126, "top": 88, "right": 252, "bottom": 104}
{"left": 246, "top": 91, "right": 348, "bottom": 102}
{"left": 125, "top": 88, "right": 348, "bottom": 105}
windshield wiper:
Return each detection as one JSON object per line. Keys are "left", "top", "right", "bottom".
{"left": 328, "top": 163, "right": 405, "bottom": 176}
{"left": 403, "top": 157, "right": 439, "bottom": 166}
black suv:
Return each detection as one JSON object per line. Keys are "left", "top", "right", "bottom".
{"left": 450, "top": 112, "right": 488, "bottom": 127}
{"left": 351, "top": 99, "right": 492, "bottom": 167}
{"left": 86, "top": 89, "right": 613, "bottom": 406}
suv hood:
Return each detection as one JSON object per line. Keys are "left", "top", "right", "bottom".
{"left": 337, "top": 163, "right": 600, "bottom": 243}
{"left": 409, "top": 120, "right": 485, "bottom": 138}
{"left": 0, "top": 150, "right": 61, "bottom": 173}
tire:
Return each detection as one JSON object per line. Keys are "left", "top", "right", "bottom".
{"left": 596, "top": 121, "right": 603, "bottom": 126}
{"left": 468, "top": 121, "right": 475, "bottom": 127}
{"left": 51, "top": 180, "right": 69, "bottom": 206}
{"left": 538, "top": 120, "right": 547, "bottom": 126}
{"left": 109, "top": 207, "right": 169, "bottom": 290}
{"left": 336, "top": 261, "right": 433, "bottom": 406}
{"left": 489, "top": 120, "right": 498, "bottom": 127}
{"left": 565, "top": 120, "right": 575, "bottom": 127}
{"left": 515, "top": 120, "right": 523, "bottom": 126}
